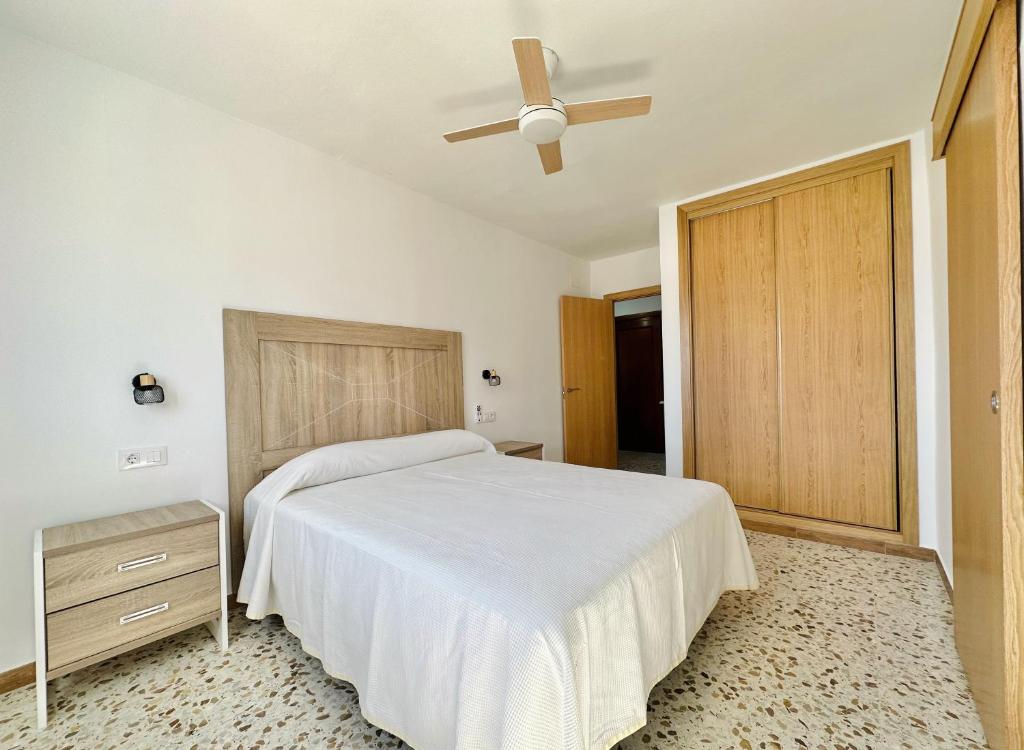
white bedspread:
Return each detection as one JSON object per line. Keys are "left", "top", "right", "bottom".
{"left": 238, "top": 431, "right": 757, "bottom": 750}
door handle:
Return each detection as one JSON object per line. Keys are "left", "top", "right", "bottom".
{"left": 991, "top": 390, "right": 1001, "bottom": 414}
{"left": 563, "top": 387, "right": 581, "bottom": 396}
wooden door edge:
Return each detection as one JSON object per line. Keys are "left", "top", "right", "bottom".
{"left": 988, "top": 2, "right": 1024, "bottom": 746}
{"left": 931, "top": 0, "right": 997, "bottom": 159}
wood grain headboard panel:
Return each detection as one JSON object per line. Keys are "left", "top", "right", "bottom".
{"left": 223, "top": 309, "right": 465, "bottom": 584}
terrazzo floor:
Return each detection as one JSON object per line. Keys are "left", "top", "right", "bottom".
{"left": 617, "top": 451, "right": 667, "bottom": 475}
{"left": 0, "top": 532, "right": 987, "bottom": 750}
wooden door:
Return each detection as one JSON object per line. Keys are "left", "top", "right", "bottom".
{"left": 560, "top": 296, "right": 617, "bottom": 468}
{"left": 943, "top": 3, "right": 1023, "bottom": 747}
{"left": 774, "top": 170, "right": 897, "bottom": 529}
{"left": 615, "top": 312, "right": 664, "bottom": 453}
{"left": 690, "top": 201, "right": 780, "bottom": 510}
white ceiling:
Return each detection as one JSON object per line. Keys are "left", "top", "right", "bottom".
{"left": 0, "top": 0, "right": 960, "bottom": 259}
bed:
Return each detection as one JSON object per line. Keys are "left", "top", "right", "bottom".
{"left": 223, "top": 309, "right": 758, "bottom": 750}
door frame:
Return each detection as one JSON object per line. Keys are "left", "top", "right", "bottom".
{"left": 676, "top": 142, "right": 919, "bottom": 547}
{"left": 604, "top": 284, "right": 662, "bottom": 302}
{"left": 602, "top": 285, "right": 664, "bottom": 463}
{"left": 612, "top": 307, "right": 665, "bottom": 454}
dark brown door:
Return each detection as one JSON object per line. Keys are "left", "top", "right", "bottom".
{"left": 615, "top": 312, "right": 664, "bottom": 453}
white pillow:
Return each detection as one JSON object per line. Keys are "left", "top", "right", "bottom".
{"left": 238, "top": 430, "right": 494, "bottom": 616}
{"left": 251, "top": 429, "right": 494, "bottom": 515}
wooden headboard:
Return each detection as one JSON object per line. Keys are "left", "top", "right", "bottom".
{"left": 222, "top": 309, "right": 465, "bottom": 584}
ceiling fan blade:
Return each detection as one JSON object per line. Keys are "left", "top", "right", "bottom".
{"left": 565, "top": 95, "right": 652, "bottom": 126}
{"left": 537, "top": 141, "right": 562, "bottom": 175}
{"left": 443, "top": 117, "right": 520, "bottom": 143}
{"left": 512, "top": 37, "right": 552, "bottom": 105}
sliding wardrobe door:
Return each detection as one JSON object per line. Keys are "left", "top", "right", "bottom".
{"left": 690, "top": 201, "right": 780, "bottom": 510}
{"left": 679, "top": 142, "right": 916, "bottom": 544}
{"left": 774, "top": 170, "right": 897, "bottom": 529}
{"left": 939, "top": 1, "right": 1023, "bottom": 746}
{"left": 947, "top": 64, "right": 1007, "bottom": 744}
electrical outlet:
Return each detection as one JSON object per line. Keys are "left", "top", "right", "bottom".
{"left": 118, "top": 446, "right": 167, "bottom": 471}
{"left": 472, "top": 406, "right": 496, "bottom": 423}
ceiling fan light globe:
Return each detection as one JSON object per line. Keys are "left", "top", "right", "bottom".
{"left": 541, "top": 46, "right": 559, "bottom": 80}
{"left": 518, "top": 100, "right": 567, "bottom": 145}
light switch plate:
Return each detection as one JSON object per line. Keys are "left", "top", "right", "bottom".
{"left": 118, "top": 446, "right": 167, "bottom": 471}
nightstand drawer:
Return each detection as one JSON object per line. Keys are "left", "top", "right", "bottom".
{"left": 44, "top": 521, "right": 219, "bottom": 613}
{"left": 46, "top": 567, "right": 221, "bottom": 672}
{"left": 514, "top": 447, "right": 543, "bottom": 460}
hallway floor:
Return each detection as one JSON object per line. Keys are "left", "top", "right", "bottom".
{"left": 617, "top": 450, "right": 666, "bottom": 475}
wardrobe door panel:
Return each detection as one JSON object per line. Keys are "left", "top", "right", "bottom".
{"left": 775, "top": 170, "right": 897, "bottom": 529}
{"left": 943, "top": 3, "right": 1022, "bottom": 745}
{"left": 691, "top": 201, "right": 780, "bottom": 510}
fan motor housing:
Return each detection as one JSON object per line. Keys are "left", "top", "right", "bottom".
{"left": 518, "top": 99, "right": 567, "bottom": 145}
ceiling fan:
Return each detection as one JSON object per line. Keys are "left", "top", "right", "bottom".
{"left": 443, "top": 38, "right": 652, "bottom": 175}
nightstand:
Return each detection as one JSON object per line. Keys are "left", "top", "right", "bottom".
{"left": 34, "top": 500, "right": 228, "bottom": 729}
{"left": 494, "top": 440, "right": 544, "bottom": 460}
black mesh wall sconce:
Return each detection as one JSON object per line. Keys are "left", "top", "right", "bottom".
{"left": 132, "top": 373, "right": 165, "bottom": 404}
{"left": 482, "top": 369, "right": 501, "bottom": 386}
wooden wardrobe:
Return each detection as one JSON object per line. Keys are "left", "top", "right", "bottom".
{"left": 677, "top": 142, "right": 918, "bottom": 546}
{"left": 932, "top": 1, "right": 1023, "bottom": 748}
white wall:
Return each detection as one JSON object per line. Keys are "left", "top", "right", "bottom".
{"left": 614, "top": 296, "right": 662, "bottom": 317}
{"left": 925, "top": 135, "right": 952, "bottom": 581}
{"left": 589, "top": 246, "right": 661, "bottom": 298}
{"left": 0, "top": 29, "right": 589, "bottom": 672}
{"left": 658, "top": 130, "right": 951, "bottom": 564}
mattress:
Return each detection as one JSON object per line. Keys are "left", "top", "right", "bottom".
{"left": 238, "top": 431, "right": 757, "bottom": 750}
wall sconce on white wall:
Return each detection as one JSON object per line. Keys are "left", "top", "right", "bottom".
{"left": 482, "top": 369, "right": 501, "bottom": 386}
{"left": 132, "top": 373, "right": 165, "bottom": 404}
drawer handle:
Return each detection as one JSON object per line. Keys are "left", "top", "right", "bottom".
{"left": 119, "top": 602, "right": 169, "bottom": 625}
{"left": 117, "top": 553, "right": 167, "bottom": 572}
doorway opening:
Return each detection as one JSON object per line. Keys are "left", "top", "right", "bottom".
{"left": 608, "top": 287, "right": 664, "bottom": 474}
{"left": 558, "top": 285, "right": 664, "bottom": 473}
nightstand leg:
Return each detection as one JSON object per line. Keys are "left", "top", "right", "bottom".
{"left": 203, "top": 499, "right": 229, "bottom": 653}
{"left": 33, "top": 530, "right": 47, "bottom": 729}
{"left": 35, "top": 668, "right": 47, "bottom": 730}
{"left": 218, "top": 611, "right": 228, "bottom": 651}
{"left": 205, "top": 616, "right": 228, "bottom": 652}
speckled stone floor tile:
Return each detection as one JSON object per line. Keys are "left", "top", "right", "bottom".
{"left": 0, "top": 532, "right": 988, "bottom": 749}
{"left": 617, "top": 452, "right": 666, "bottom": 475}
